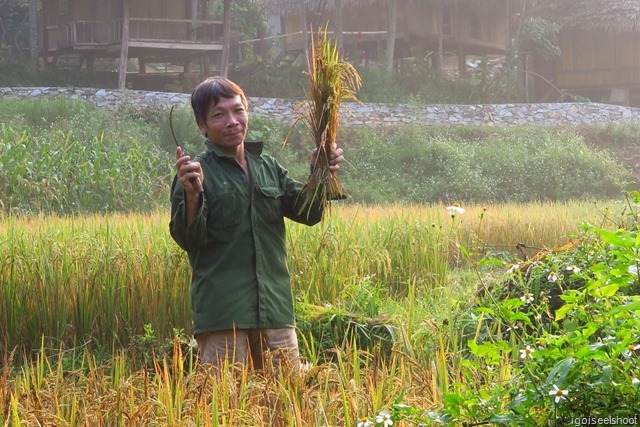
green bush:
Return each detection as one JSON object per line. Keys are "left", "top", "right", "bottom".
{"left": 436, "top": 194, "right": 640, "bottom": 425}
{"left": 341, "top": 125, "right": 629, "bottom": 204}
{"left": 230, "top": 59, "right": 306, "bottom": 99}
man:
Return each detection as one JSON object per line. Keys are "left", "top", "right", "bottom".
{"left": 169, "top": 76, "right": 344, "bottom": 373}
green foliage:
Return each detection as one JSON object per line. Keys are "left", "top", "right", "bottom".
{"left": 521, "top": 18, "right": 561, "bottom": 60}
{"left": 0, "top": 60, "right": 37, "bottom": 86}
{"left": 0, "top": 98, "right": 633, "bottom": 215}
{"left": 341, "top": 125, "right": 629, "bottom": 204}
{"left": 355, "top": 66, "right": 409, "bottom": 104}
{"left": 231, "top": 59, "right": 306, "bottom": 98}
{"left": 433, "top": 194, "right": 640, "bottom": 425}
{"left": 7, "top": 97, "right": 94, "bottom": 129}
{"left": 246, "top": 115, "right": 311, "bottom": 180}
{"left": 0, "top": 101, "right": 171, "bottom": 214}
{"left": 156, "top": 104, "right": 204, "bottom": 156}
{"left": 339, "top": 62, "right": 501, "bottom": 105}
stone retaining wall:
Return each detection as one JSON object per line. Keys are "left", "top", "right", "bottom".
{"left": 2, "top": 86, "right": 639, "bottom": 127}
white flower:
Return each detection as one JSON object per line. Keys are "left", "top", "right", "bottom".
{"left": 632, "top": 377, "right": 640, "bottom": 386}
{"left": 375, "top": 410, "right": 393, "bottom": 426}
{"left": 548, "top": 384, "right": 568, "bottom": 403}
{"left": 446, "top": 203, "right": 465, "bottom": 217}
{"left": 628, "top": 265, "right": 638, "bottom": 276}
{"left": 357, "top": 420, "right": 374, "bottom": 427}
{"left": 547, "top": 272, "right": 558, "bottom": 283}
{"left": 566, "top": 265, "right": 581, "bottom": 273}
{"left": 506, "top": 324, "right": 520, "bottom": 332}
{"left": 623, "top": 343, "right": 640, "bottom": 358}
{"left": 519, "top": 345, "right": 534, "bottom": 359}
{"left": 507, "top": 264, "right": 520, "bottom": 274}
{"left": 520, "top": 292, "right": 534, "bottom": 304}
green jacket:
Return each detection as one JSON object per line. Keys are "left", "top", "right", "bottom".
{"left": 169, "top": 141, "right": 322, "bottom": 335}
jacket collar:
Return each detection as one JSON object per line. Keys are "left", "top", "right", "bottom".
{"left": 205, "top": 140, "right": 264, "bottom": 158}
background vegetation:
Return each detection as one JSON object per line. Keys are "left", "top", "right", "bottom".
{"left": 0, "top": 98, "right": 633, "bottom": 215}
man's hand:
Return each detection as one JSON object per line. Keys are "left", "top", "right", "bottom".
{"left": 175, "top": 146, "right": 204, "bottom": 197}
{"left": 311, "top": 143, "right": 345, "bottom": 173}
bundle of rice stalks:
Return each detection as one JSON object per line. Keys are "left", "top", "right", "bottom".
{"left": 285, "top": 27, "right": 361, "bottom": 218}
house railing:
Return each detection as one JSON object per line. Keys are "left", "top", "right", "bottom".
{"left": 45, "top": 20, "right": 122, "bottom": 48}
{"left": 128, "top": 18, "right": 223, "bottom": 43}
{"left": 45, "top": 18, "right": 223, "bottom": 50}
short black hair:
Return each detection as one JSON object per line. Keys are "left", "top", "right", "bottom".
{"left": 190, "top": 77, "right": 248, "bottom": 124}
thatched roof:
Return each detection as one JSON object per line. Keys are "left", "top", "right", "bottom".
{"left": 257, "top": 0, "right": 382, "bottom": 14}
{"left": 259, "top": 0, "right": 517, "bottom": 15}
{"left": 537, "top": 0, "right": 640, "bottom": 34}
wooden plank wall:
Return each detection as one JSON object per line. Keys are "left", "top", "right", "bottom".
{"left": 557, "top": 29, "right": 640, "bottom": 89}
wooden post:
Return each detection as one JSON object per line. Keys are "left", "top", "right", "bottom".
{"left": 385, "top": 0, "right": 397, "bottom": 73}
{"left": 435, "top": 0, "right": 444, "bottom": 75}
{"left": 334, "top": 0, "right": 343, "bottom": 52}
{"left": 184, "top": 0, "right": 198, "bottom": 74}
{"left": 29, "top": 0, "right": 38, "bottom": 72}
{"left": 458, "top": 45, "right": 466, "bottom": 78}
{"left": 118, "top": 0, "right": 130, "bottom": 89}
{"left": 301, "top": 10, "right": 309, "bottom": 61}
{"left": 221, "top": 0, "right": 230, "bottom": 77}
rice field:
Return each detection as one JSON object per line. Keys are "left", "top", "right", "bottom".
{"left": 0, "top": 199, "right": 620, "bottom": 426}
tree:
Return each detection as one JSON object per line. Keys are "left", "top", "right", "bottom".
{"left": 0, "top": 0, "right": 29, "bottom": 61}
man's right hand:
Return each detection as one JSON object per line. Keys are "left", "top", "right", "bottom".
{"left": 175, "top": 146, "right": 204, "bottom": 197}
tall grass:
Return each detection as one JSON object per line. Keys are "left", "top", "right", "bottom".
{"left": 1, "top": 200, "right": 632, "bottom": 425}
{"left": 0, "top": 201, "right": 606, "bottom": 356}
{"left": 1, "top": 337, "right": 446, "bottom": 426}
{"left": 0, "top": 124, "right": 172, "bottom": 214}
{"left": 0, "top": 212, "right": 191, "bottom": 356}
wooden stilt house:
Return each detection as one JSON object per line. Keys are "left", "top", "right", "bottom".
{"left": 41, "top": 0, "right": 229, "bottom": 90}
{"left": 532, "top": 0, "right": 640, "bottom": 106}
{"left": 260, "top": 0, "right": 513, "bottom": 76}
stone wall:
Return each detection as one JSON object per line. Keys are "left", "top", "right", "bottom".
{"left": 2, "top": 86, "right": 640, "bottom": 127}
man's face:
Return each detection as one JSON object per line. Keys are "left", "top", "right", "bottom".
{"left": 197, "top": 95, "right": 248, "bottom": 155}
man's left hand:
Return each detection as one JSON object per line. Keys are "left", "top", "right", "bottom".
{"left": 311, "top": 143, "right": 345, "bottom": 173}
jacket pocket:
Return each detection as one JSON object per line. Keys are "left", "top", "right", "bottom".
{"left": 256, "top": 185, "right": 284, "bottom": 223}
{"left": 208, "top": 189, "right": 241, "bottom": 241}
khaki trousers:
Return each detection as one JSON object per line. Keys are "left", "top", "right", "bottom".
{"left": 195, "top": 327, "right": 299, "bottom": 373}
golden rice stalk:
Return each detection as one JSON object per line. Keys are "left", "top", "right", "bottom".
{"left": 285, "top": 27, "right": 361, "bottom": 219}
